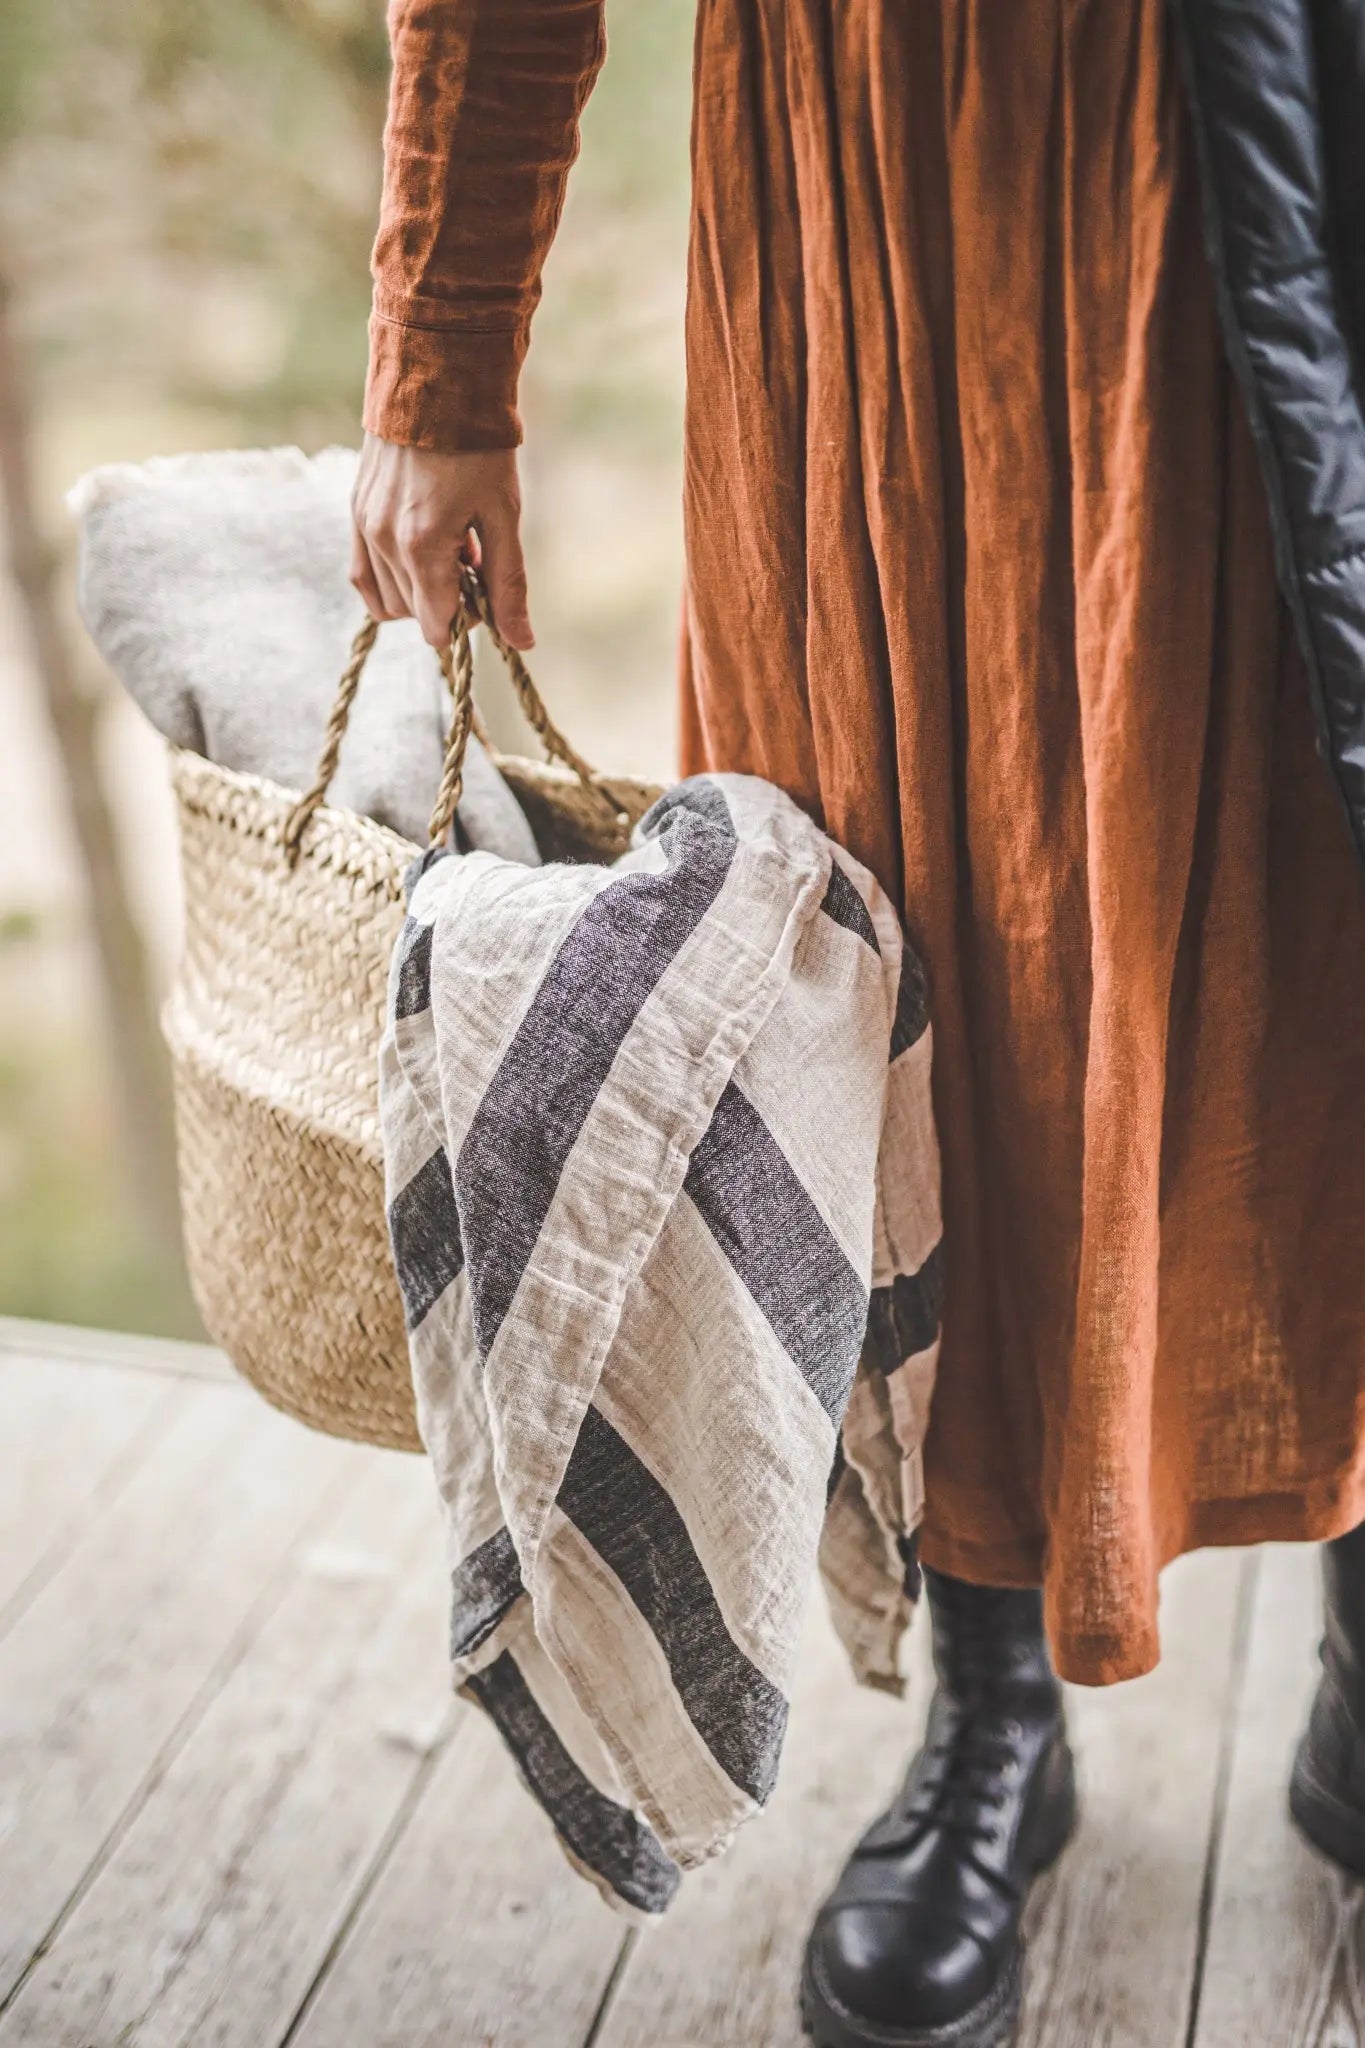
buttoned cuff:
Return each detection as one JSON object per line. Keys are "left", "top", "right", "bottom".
{"left": 363, "top": 305, "right": 528, "bottom": 452}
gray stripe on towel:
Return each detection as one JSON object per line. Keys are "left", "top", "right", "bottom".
{"left": 466, "top": 1650, "right": 681, "bottom": 1915}
{"left": 890, "top": 945, "right": 930, "bottom": 1059}
{"left": 636, "top": 775, "right": 738, "bottom": 843}
{"left": 865, "top": 1242, "right": 945, "bottom": 1373}
{"left": 450, "top": 1525, "right": 524, "bottom": 1661}
{"left": 558, "top": 1404, "right": 788, "bottom": 1807}
{"left": 684, "top": 1081, "right": 868, "bottom": 1424}
{"left": 821, "top": 862, "right": 880, "bottom": 952}
{"left": 455, "top": 790, "right": 738, "bottom": 1359}
{"left": 387, "top": 1145, "right": 464, "bottom": 1331}
{"left": 394, "top": 917, "right": 434, "bottom": 1020}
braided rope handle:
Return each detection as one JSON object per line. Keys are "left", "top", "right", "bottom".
{"left": 281, "top": 564, "right": 626, "bottom": 861}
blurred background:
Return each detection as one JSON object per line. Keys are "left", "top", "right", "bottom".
{"left": 0, "top": 0, "right": 690, "bottom": 1340}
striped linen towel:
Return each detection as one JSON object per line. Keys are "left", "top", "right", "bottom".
{"left": 379, "top": 774, "right": 943, "bottom": 1914}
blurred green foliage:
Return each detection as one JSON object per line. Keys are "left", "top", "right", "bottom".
{"left": 0, "top": 0, "right": 693, "bottom": 1340}
{"left": 4, "top": 0, "right": 691, "bottom": 443}
{"left": 0, "top": 1025, "right": 199, "bottom": 1336}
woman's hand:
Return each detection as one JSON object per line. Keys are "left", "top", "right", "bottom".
{"left": 350, "top": 432, "right": 534, "bottom": 652}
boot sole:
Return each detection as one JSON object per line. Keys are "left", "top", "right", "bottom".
{"left": 1289, "top": 1740, "right": 1365, "bottom": 1880}
{"left": 800, "top": 1951, "right": 1022, "bottom": 2048}
{"left": 799, "top": 1777, "right": 1078, "bottom": 2048}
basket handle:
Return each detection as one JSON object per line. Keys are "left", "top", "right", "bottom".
{"left": 281, "top": 561, "right": 626, "bottom": 861}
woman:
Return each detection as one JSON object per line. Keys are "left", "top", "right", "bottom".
{"left": 351, "top": 3, "right": 1365, "bottom": 2043}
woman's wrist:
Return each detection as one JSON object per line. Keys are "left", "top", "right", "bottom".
{"left": 363, "top": 310, "right": 526, "bottom": 456}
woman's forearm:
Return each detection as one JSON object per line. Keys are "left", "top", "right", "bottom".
{"left": 355, "top": 0, "right": 606, "bottom": 650}
{"left": 364, "top": 0, "right": 607, "bottom": 454}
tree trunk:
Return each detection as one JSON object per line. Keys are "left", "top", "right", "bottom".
{"left": 0, "top": 259, "right": 182, "bottom": 1258}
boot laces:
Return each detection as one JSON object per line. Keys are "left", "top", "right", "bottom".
{"left": 892, "top": 1576, "right": 1052, "bottom": 1853}
{"left": 899, "top": 1704, "right": 1023, "bottom": 1849}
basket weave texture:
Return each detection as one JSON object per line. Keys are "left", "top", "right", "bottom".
{"left": 165, "top": 605, "right": 661, "bottom": 1451}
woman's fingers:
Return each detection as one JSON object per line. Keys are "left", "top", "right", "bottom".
{"left": 479, "top": 504, "right": 535, "bottom": 651}
{"left": 405, "top": 532, "right": 467, "bottom": 650}
{"left": 350, "top": 435, "right": 533, "bottom": 651}
{"left": 348, "top": 525, "right": 390, "bottom": 622}
{"left": 350, "top": 488, "right": 409, "bottom": 622}
{"left": 368, "top": 539, "right": 415, "bottom": 625}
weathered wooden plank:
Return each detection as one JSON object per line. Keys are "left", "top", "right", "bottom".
{"left": 1015, "top": 1548, "right": 1249, "bottom": 2048}
{"left": 593, "top": 1596, "right": 924, "bottom": 2048}
{"left": 0, "top": 1445, "right": 452, "bottom": 2048}
{"left": 1190, "top": 1543, "right": 1365, "bottom": 2048}
{"left": 0, "top": 1353, "right": 183, "bottom": 1627}
{"left": 288, "top": 1694, "right": 632, "bottom": 2048}
{"left": 0, "top": 1315, "right": 232, "bottom": 1383}
{"left": 0, "top": 1380, "right": 349, "bottom": 2007}
{"left": 0, "top": 1330, "right": 1312, "bottom": 2048}
{"left": 597, "top": 1551, "right": 1246, "bottom": 2048}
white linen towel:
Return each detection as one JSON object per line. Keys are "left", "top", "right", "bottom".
{"left": 379, "top": 772, "right": 944, "bottom": 1913}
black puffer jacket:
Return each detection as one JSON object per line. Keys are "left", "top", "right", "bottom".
{"left": 1172, "top": 0, "right": 1365, "bottom": 868}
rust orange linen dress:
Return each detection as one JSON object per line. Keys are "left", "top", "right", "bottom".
{"left": 366, "top": 0, "right": 1365, "bottom": 1684}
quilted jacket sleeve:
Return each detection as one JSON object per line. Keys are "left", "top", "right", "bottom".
{"left": 364, "top": 0, "right": 607, "bottom": 453}
{"left": 1171, "top": 0, "right": 1365, "bottom": 870}
{"left": 1309, "top": 0, "right": 1365, "bottom": 355}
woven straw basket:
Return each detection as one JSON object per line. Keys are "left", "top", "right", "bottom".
{"left": 164, "top": 569, "right": 662, "bottom": 1451}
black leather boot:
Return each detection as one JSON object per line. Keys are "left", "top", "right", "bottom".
{"left": 802, "top": 1568, "right": 1077, "bottom": 2048}
{"left": 1290, "top": 1521, "right": 1365, "bottom": 1875}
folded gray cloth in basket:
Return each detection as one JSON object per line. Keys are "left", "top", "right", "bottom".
{"left": 67, "top": 445, "right": 540, "bottom": 863}
{"left": 380, "top": 772, "right": 944, "bottom": 1914}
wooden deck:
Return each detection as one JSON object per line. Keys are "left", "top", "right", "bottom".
{"left": 1, "top": 1315, "right": 1361, "bottom": 2048}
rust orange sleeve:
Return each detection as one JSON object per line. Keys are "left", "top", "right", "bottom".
{"left": 364, "top": 0, "right": 607, "bottom": 451}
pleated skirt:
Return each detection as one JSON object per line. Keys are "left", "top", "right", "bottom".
{"left": 678, "top": 0, "right": 1365, "bottom": 1681}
